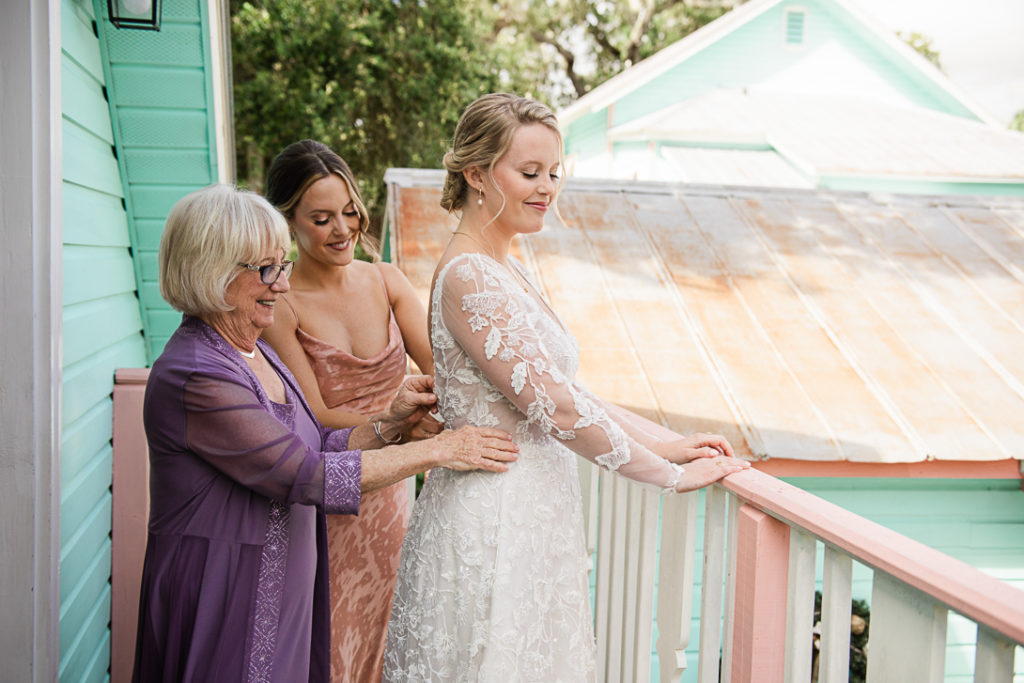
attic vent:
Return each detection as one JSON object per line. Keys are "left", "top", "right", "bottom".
{"left": 784, "top": 9, "right": 806, "bottom": 46}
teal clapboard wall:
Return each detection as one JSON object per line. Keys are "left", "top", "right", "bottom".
{"left": 60, "top": 0, "right": 148, "bottom": 680}
{"left": 640, "top": 479, "right": 1024, "bottom": 682}
{"left": 58, "top": 0, "right": 221, "bottom": 679}
{"left": 95, "top": 0, "right": 222, "bottom": 360}
{"left": 565, "top": 0, "right": 982, "bottom": 166}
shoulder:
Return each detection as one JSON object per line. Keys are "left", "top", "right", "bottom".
{"left": 262, "top": 292, "right": 299, "bottom": 340}
{"left": 437, "top": 252, "right": 502, "bottom": 290}
{"left": 147, "top": 320, "right": 254, "bottom": 407}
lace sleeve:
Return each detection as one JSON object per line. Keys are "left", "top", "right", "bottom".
{"left": 439, "top": 255, "right": 685, "bottom": 493}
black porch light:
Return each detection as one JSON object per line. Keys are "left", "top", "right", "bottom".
{"left": 108, "top": 0, "right": 161, "bottom": 30}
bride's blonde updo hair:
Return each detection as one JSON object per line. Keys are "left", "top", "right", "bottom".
{"left": 441, "top": 93, "right": 563, "bottom": 213}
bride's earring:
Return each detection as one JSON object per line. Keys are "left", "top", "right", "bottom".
{"left": 477, "top": 188, "right": 484, "bottom": 206}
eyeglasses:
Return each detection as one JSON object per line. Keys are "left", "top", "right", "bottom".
{"left": 237, "top": 260, "right": 294, "bottom": 285}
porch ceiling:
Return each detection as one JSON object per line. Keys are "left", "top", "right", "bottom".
{"left": 386, "top": 169, "right": 1024, "bottom": 463}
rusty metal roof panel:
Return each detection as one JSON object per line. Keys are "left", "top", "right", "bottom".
{"left": 385, "top": 169, "right": 1024, "bottom": 463}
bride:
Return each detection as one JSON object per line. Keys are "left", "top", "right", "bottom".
{"left": 382, "top": 93, "right": 749, "bottom": 682}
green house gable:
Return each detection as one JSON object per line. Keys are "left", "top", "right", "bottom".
{"left": 560, "top": 0, "right": 1022, "bottom": 194}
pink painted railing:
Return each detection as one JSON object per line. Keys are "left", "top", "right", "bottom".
{"left": 111, "top": 368, "right": 150, "bottom": 683}
{"left": 584, "top": 463, "right": 1024, "bottom": 682}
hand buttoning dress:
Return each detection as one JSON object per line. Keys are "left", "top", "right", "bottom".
{"left": 383, "top": 253, "right": 688, "bottom": 683}
{"left": 284, "top": 264, "right": 410, "bottom": 683}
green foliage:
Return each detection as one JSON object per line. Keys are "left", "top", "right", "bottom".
{"left": 813, "top": 591, "right": 870, "bottom": 682}
{"left": 231, "top": 0, "right": 507, "bottom": 228}
{"left": 483, "top": 0, "right": 739, "bottom": 106}
{"left": 898, "top": 31, "right": 943, "bottom": 72}
{"left": 230, "top": 0, "right": 740, "bottom": 225}
{"left": 1011, "top": 109, "right": 1024, "bottom": 132}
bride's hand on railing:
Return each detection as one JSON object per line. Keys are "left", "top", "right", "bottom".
{"left": 652, "top": 432, "right": 737, "bottom": 464}
{"left": 673, "top": 455, "right": 750, "bottom": 492}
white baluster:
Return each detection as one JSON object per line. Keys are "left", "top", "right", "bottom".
{"left": 973, "top": 625, "right": 1015, "bottom": 682}
{"left": 866, "top": 572, "right": 947, "bottom": 683}
{"left": 785, "top": 530, "right": 816, "bottom": 683}
{"left": 819, "top": 548, "right": 852, "bottom": 683}
{"left": 656, "top": 492, "right": 699, "bottom": 683}
{"left": 625, "top": 483, "right": 659, "bottom": 683}
{"left": 719, "top": 493, "right": 741, "bottom": 683}
{"left": 698, "top": 485, "right": 729, "bottom": 683}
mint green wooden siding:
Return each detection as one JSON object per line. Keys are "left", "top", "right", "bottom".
{"left": 60, "top": 0, "right": 148, "bottom": 680}
{"left": 564, "top": 107, "right": 609, "bottom": 166}
{"left": 96, "top": 0, "right": 222, "bottom": 360}
{"left": 642, "top": 479, "right": 1024, "bottom": 682}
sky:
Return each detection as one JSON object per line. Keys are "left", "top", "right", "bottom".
{"left": 854, "top": 0, "right": 1024, "bottom": 126}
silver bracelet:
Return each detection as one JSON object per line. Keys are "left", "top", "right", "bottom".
{"left": 372, "top": 419, "right": 402, "bottom": 444}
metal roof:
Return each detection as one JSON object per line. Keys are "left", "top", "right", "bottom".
{"left": 608, "top": 90, "right": 1024, "bottom": 184}
{"left": 385, "top": 169, "right": 1024, "bottom": 463}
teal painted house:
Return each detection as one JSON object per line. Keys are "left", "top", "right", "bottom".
{"left": 560, "top": 0, "right": 1024, "bottom": 196}
{"left": 1, "top": 0, "right": 229, "bottom": 678}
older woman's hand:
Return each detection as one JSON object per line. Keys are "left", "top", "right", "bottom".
{"left": 652, "top": 432, "right": 737, "bottom": 464}
{"left": 356, "top": 423, "right": 518, "bottom": 492}
{"left": 430, "top": 426, "right": 519, "bottom": 472}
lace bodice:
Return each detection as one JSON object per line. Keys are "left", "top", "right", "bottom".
{"left": 432, "top": 252, "right": 685, "bottom": 493}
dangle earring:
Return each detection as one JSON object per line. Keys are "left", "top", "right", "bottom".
{"left": 477, "top": 187, "right": 484, "bottom": 206}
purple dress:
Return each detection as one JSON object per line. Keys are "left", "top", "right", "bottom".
{"left": 133, "top": 316, "right": 362, "bottom": 683}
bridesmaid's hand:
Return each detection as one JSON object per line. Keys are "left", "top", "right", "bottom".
{"left": 403, "top": 411, "right": 444, "bottom": 442}
{"left": 375, "top": 375, "right": 438, "bottom": 440}
{"left": 653, "top": 432, "right": 736, "bottom": 464}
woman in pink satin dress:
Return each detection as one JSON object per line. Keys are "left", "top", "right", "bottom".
{"left": 262, "top": 140, "right": 437, "bottom": 682}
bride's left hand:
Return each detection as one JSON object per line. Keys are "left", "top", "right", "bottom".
{"left": 652, "top": 432, "right": 736, "bottom": 464}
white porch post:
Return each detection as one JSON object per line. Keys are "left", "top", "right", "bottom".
{"left": 0, "top": 0, "right": 62, "bottom": 680}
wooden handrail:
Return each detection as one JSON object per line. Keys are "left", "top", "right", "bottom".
{"left": 720, "top": 468, "right": 1024, "bottom": 645}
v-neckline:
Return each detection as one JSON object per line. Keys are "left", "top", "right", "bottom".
{"left": 442, "top": 252, "right": 572, "bottom": 338}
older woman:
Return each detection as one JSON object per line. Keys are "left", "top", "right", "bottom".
{"left": 132, "top": 184, "right": 517, "bottom": 683}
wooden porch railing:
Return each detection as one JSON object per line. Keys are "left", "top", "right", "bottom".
{"left": 584, "top": 461, "right": 1024, "bottom": 682}
{"left": 113, "top": 369, "right": 1024, "bottom": 682}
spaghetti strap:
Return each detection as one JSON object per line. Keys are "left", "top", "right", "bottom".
{"left": 373, "top": 262, "right": 392, "bottom": 305}
{"left": 279, "top": 292, "right": 301, "bottom": 328}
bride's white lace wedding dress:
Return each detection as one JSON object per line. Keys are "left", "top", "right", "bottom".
{"left": 382, "top": 253, "right": 688, "bottom": 683}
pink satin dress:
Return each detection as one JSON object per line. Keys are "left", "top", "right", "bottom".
{"left": 283, "top": 267, "right": 410, "bottom": 683}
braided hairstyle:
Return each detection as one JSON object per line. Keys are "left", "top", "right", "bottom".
{"left": 440, "top": 93, "right": 562, "bottom": 214}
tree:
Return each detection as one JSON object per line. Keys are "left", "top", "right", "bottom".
{"left": 229, "top": 0, "right": 744, "bottom": 222}
{"left": 1011, "top": 109, "right": 1024, "bottom": 132}
{"left": 898, "top": 31, "right": 943, "bottom": 72}
{"left": 482, "top": 0, "right": 742, "bottom": 106}
{"left": 231, "top": 0, "right": 507, "bottom": 226}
